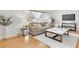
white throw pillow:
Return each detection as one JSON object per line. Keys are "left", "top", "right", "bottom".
{"left": 45, "top": 19, "right": 51, "bottom": 27}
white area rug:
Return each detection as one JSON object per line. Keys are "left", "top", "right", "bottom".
{"left": 34, "top": 34, "right": 78, "bottom": 48}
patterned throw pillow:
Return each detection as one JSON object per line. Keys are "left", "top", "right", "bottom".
{"left": 40, "top": 22, "right": 47, "bottom": 27}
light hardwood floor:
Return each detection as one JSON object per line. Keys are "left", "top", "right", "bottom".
{"left": 0, "top": 35, "right": 48, "bottom": 48}
{"left": 0, "top": 31, "right": 79, "bottom": 48}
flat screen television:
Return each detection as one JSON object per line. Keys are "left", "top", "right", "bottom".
{"left": 62, "top": 14, "right": 75, "bottom": 23}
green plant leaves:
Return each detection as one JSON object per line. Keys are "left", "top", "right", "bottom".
{"left": 0, "top": 16, "right": 13, "bottom": 26}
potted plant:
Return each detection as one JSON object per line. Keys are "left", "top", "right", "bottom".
{"left": 0, "top": 16, "right": 12, "bottom": 26}
{"left": 0, "top": 15, "right": 13, "bottom": 39}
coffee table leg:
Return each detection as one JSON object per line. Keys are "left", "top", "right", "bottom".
{"left": 67, "top": 30, "right": 69, "bottom": 35}
{"left": 45, "top": 31, "right": 62, "bottom": 42}
{"left": 45, "top": 31, "right": 47, "bottom": 37}
{"left": 53, "top": 34, "right": 62, "bottom": 42}
{"left": 60, "top": 35, "right": 62, "bottom": 42}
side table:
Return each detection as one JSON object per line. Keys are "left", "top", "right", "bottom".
{"left": 20, "top": 27, "right": 29, "bottom": 36}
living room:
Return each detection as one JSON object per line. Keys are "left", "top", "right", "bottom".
{"left": 0, "top": 10, "right": 79, "bottom": 48}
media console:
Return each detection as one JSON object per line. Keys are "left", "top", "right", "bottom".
{"left": 62, "top": 22, "right": 76, "bottom": 31}
{"left": 62, "top": 14, "right": 76, "bottom": 31}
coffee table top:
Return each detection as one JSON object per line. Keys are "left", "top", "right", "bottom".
{"left": 46, "top": 27, "right": 69, "bottom": 35}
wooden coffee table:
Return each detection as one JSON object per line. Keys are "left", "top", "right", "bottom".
{"left": 45, "top": 27, "right": 69, "bottom": 42}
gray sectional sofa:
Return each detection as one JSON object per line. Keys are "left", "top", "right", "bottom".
{"left": 28, "top": 21, "right": 54, "bottom": 35}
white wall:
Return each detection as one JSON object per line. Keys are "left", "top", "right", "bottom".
{"left": 0, "top": 10, "right": 26, "bottom": 39}
{"left": 47, "top": 10, "right": 79, "bottom": 31}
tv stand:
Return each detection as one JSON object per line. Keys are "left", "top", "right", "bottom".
{"left": 62, "top": 22, "right": 76, "bottom": 31}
